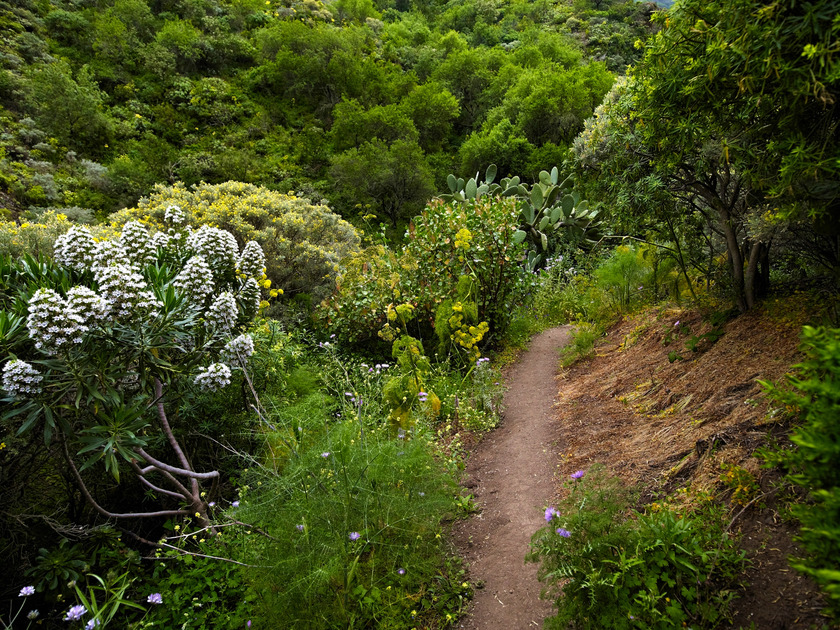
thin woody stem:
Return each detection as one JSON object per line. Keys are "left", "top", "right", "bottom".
{"left": 154, "top": 378, "right": 200, "bottom": 496}
{"left": 62, "top": 438, "right": 188, "bottom": 520}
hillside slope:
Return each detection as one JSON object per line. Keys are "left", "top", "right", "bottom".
{"left": 551, "top": 301, "right": 831, "bottom": 628}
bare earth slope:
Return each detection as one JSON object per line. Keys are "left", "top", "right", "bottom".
{"left": 453, "top": 326, "right": 571, "bottom": 629}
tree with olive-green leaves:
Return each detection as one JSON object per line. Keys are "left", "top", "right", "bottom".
{"left": 577, "top": 0, "right": 839, "bottom": 311}
{"left": 329, "top": 139, "right": 435, "bottom": 226}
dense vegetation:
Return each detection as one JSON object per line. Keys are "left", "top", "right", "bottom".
{"left": 0, "top": 0, "right": 654, "bottom": 228}
{"left": 0, "top": 0, "right": 839, "bottom": 627}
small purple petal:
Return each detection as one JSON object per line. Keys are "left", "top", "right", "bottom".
{"left": 147, "top": 593, "right": 163, "bottom": 604}
{"left": 349, "top": 531, "right": 361, "bottom": 541}
{"left": 321, "top": 452, "right": 330, "bottom": 458}
{"left": 397, "top": 568, "right": 406, "bottom": 575}
{"left": 232, "top": 500, "right": 240, "bottom": 507}
{"left": 19, "top": 586, "right": 35, "bottom": 597}
{"left": 556, "top": 528, "right": 571, "bottom": 538}
{"left": 571, "top": 470, "right": 585, "bottom": 480}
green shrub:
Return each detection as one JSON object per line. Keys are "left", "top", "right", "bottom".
{"left": 592, "top": 244, "right": 648, "bottom": 313}
{"left": 111, "top": 181, "right": 361, "bottom": 301}
{"left": 236, "top": 417, "right": 460, "bottom": 628}
{"left": 761, "top": 326, "right": 840, "bottom": 619}
{"left": 318, "top": 196, "right": 527, "bottom": 349}
{"left": 528, "top": 465, "right": 745, "bottom": 629}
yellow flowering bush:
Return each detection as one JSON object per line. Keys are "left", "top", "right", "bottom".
{"left": 110, "top": 181, "right": 361, "bottom": 300}
{"left": 0, "top": 211, "right": 112, "bottom": 258}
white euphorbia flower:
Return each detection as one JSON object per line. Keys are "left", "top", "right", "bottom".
{"left": 238, "top": 241, "right": 266, "bottom": 278}
{"left": 221, "top": 334, "right": 254, "bottom": 365}
{"left": 2, "top": 359, "right": 43, "bottom": 396}
{"left": 194, "top": 363, "right": 232, "bottom": 391}
{"left": 186, "top": 225, "right": 238, "bottom": 272}
{"left": 173, "top": 256, "right": 214, "bottom": 305}
{"left": 120, "top": 221, "right": 156, "bottom": 268}
{"left": 54, "top": 225, "right": 95, "bottom": 272}
{"left": 205, "top": 291, "right": 238, "bottom": 331}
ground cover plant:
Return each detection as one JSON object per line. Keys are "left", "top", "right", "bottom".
{"left": 528, "top": 465, "right": 745, "bottom": 629}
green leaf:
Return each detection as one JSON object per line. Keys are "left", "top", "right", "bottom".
{"left": 465, "top": 178, "right": 478, "bottom": 199}
{"left": 485, "top": 164, "right": 497, "bottom": 184}
{"left": 561, "top": 194, "right": 574, "bottom": 218}
{"left": 550, "top": 166, "right": 559, "bottom": 185}
{"left": 539, "top": 170, "right": 551, "bottom": 185}
{"left": 447, "top": 173, "right": 458, "bottom": 193}
{"left": 540, "top": 232, "right": 548, "bottom": 252}
{"left": 512, "top": 230, "right": 526, "bottom": 245}
{"left": 530, "top": 186, "right": 544, "bottom": 210}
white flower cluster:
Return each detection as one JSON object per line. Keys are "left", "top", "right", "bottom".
{"left": 186, "top": 226, "right": 238, "bottom": 272}
{"left": 2, "top": 359, "right": 43, "bottom": 396}
{"left": 239, "top": 277, "right": 261, "bottom": 316}
{"left": 173, "top": 256, "right": 215, "bottom": 305}
{"left": 120, "top": 221, "right": 156, "bottom": 268}
{"left": 164, "top": 204, "right": 185, "bottom": 225}
{"left": 194, "top": 363, "right": 232, "bottom": 391}
{"left": 27, "top": 288, "right": 82, "bottom": 353}
{"left": 238, "top": 241, "right": 266, "bottom": 278}
{"left": 151, "top": 231, "right": 171, "bottom": 250}
{"left": 92, "top": 240, "right": 127, "bottom": 269}
{"left": 221, "top": 334, "right": 254, "bottom": 365}
{"left": 205, "top": 291, "right": 238, "bottom": 330}
{"left": 54, "top": 226, "right": 95, "bottom": 272}
{"left": 66, "top": 286, "right": 109, "bottom": 328}
{"left": 94, "top": 264, "right": 162, "bottom": 320}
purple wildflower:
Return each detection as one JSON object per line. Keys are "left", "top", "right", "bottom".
{"left": 296, "top": 524, "right": 305, "bottom": 532}
{"left": 232, "top": 500, "right": 240, "bottom": 508}
{"left": 349, "top": 532, "right": 361, "bottom": 541}
{"left": 571, "top": 470, "right": 585, "bottom": 480}
{"left": 398, "top": 568, "right": 406, "bottom": 575}
{"left": 147, "top": 593, "right": 163, "bottom": 604}
{"left": 64, "top": 605, "right": 87, "bottom": 621}
{"left": 556, "top": 528, "right": 571, "bottom": 538}
{"left": 208, "top": 501, "right": 216, "bottom": 507}
{"left": 19, "top": 586, "right": 35, "bottom": 597}
{"left": 545, "top": 507, "right": 559, "bottom": 522}
{"left": 321, "top": 452, "right": 330, "bottom": 458}
{"left": 674, "top": 320, "right": 680, "bottom": 327}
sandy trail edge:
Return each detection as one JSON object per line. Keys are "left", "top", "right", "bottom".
{"left": 453, "top": 326, "right": 571, "bottom": 629}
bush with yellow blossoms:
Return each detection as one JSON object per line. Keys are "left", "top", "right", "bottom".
{"left": 110, "top": 181, "right": 361, "bottom": 302}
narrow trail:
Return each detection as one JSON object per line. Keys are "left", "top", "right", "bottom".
{"left": 453, "top": 326, "right": 571, "bottom": 629}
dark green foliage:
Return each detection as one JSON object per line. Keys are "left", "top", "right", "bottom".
{"left": 761, "top": 326, "right": 840, "bottom": 618}
{"left": 528, "top": 465, "right": 745, "bottom": 629}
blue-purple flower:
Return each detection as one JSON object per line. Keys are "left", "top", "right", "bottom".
{"left": 64, "top": 604, "right": 87, "bottom": 621}
{"left": 321, "top": 452, "right": 330, "bottom": 458}
{"left": 556, "top": 528, "right": 571, "bottom": 538}
{"left": 147, "top": 593, "right": 163, "bottom": 604}
{"left": 571, "top": 470, "right": 585, "bottom": 480}
{"left": 545, "top": 506, "right": 559, "bottom": 522}
{"left": 349, "top": 532, "right": 361, "bottom": 541}
{"left": 397, "top": 568, "right": 406, "bottom": 575}
{"left": 19, "top": 585, "right": 35, "bottom": 597}
{"left": 232, "top": 500, "right": 240, "bottom": 508}
{"left": 296, "top": 524, "right": 305, "bottom": 532}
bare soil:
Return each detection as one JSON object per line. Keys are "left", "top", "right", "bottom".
{"left": 452, "top": 326, "right": 571, "bottom": 629}
{"left": 452, "top": 303, "right": 836, "bottom": 629}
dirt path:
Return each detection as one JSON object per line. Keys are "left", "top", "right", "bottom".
{"left": 453, "top": 326, "right": 571, "bottom": 629}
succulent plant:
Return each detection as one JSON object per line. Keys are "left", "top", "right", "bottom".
{"left": 441, "top": 164, "right": 600, "bottom": 270}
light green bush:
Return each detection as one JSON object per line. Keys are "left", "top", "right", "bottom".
{"left": 111, "top": 181, "right": 361, "bottom": 301}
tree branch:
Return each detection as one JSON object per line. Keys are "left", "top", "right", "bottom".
{"left": 62, "top": 438, "right": 188, "bottom": 520}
